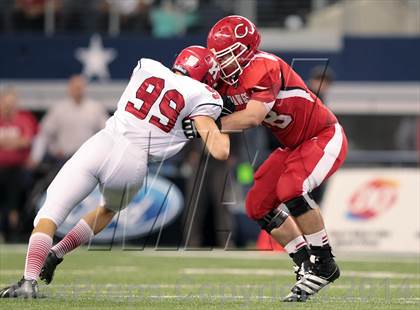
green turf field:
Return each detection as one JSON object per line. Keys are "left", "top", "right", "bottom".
{"left": 0, "top": 245, "right": 419, "bottom": 309}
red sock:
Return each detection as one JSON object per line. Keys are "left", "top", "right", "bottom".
{"left": 51, "top": 219, "right": 94, "bottom": 259}
{"left": 24, "top": 232, "right": 53, "bottom": 280}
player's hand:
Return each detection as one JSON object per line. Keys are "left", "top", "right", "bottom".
{"left": 221, "top": 96, "right": 235, "bottom": 116}
{"left": 182, "top": 118, "right": 200, "bottom": 139}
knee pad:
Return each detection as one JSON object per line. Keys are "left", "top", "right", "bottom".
{"left": 257, "top": 208, "right": 289, "bottom": 233}
{"left": 283, "top": 193, "right": 318, "bottom": 218}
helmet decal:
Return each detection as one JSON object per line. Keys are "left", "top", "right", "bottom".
{"left": 185, "top": 55, "right": 199, "bottom": 67}
{"left": 207, "top": 15, "right": 261, "bottom": 85}
{"left": 172, "top": 45, "right": 220, "bottom": 87}
{"left": 234, "top": 22, "right": 255, "bottom": 39}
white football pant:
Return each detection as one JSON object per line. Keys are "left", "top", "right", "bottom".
{"left": 34, "top": 128, "right": 147, "bottom": 227}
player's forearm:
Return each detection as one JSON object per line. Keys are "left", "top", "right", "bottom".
{"left": 221, "top": 109, "right": 262, "bottom": 131}
{"left": 203, "top": 131, "right": 230, "bottom": 160}
{"left": 193, "top": 116, "right": 230, "bottom": 160}
{"left": 220, "top": 99, "right": 268, "bottom": 131}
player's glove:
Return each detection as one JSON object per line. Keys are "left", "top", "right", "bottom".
{"left": 182, "top": 118, "right": 199, "bottom": 140}
{"left": 182, "top": 118, "right": 223, "bottom": 140}
{"left": 182, "top": 97, "right": 233, "bottom": 140}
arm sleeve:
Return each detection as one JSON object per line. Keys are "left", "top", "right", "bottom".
{"left": 189, "top": 86, "right": 223, "bottom": 120}
{"left": 189, "top": 103, "right": 222, "bottom": 120}
{"left": 248, "top": 60, "right": 282, "bottom": 111}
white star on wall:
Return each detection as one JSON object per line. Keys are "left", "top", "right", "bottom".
{"left": 75, "top": 34, "right": 117, "bottom": 81}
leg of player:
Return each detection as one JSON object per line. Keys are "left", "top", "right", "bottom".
{"left": 279, "top": 124, "right": 347, "bottom": 302}
{"left": 282, "top": 194, "right": 340, "bottom": 302}
{"left": 0, "top": 218, "right": 58, "bottom": 298}
{"left": 39, "top": 131, "right": 147, "bottom": 287}
{"left": 257, "top": 208, "right": 310, "bottom": 271}
{"left": 0, "top": 208, "right": 101, "bottom": 298}
{"left": 293, "top": 204, "right": 330, "bottom": 250}
{"left": 0, "top": 131, "right": 112, "bottom": 298}
{"left": 40, "top": 206, "right": 116, "bottom": 285}
{"left": 245, "top": 148, "right": 311, "bottom": 285}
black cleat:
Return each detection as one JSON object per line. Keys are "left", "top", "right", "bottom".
{"left": 0, "top": 277, "right": 40, "bottom": 298}
{"left": 292, "top": 259, "right": 311, "bottom": 281}
{"left": 289, "top": 246, "right": 310, "bottom": 281}
{"left": 283, "top": 246, "right": 340, "bottom": 302}
{"left": 39, "top": 251, "right": 63, "bottom": 285}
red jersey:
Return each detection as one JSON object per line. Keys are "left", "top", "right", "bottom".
{"left": 0, "top": 111, "right": 38, "bottom": 167}
{"left": 218, "top": 51, "right": 337, "bottom": 148}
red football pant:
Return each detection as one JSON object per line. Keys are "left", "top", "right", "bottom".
{"left": 245, "top": 123, "right": 347, "bottom": 220}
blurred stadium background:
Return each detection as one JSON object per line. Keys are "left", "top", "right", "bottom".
{"left": 0, "top": 0, "right": 419, "bottom": 307}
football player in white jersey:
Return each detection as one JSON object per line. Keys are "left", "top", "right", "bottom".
{"left": 0, "top": 46, "right": 229, "bottom": 298}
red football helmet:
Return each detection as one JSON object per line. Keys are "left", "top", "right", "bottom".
{"left": 207, "top": 15, "right": 261, "bottom": 85}
{"left": 172, "top": 45, "right": 220, "bottom": 88}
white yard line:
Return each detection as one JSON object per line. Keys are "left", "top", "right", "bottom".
{"left": 181, "top": 268, "right": 420, "bottom": 279}
{"left": 145, "top": 296, "right": 420, "bottom": 303}
{"left": 129, "top": 249, "right": 420, "bottom": 263}
{"left": 1, "top": 266, "right": 419, "bottom": 279}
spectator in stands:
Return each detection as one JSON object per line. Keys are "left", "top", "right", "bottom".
{"left": 150, "top": 0, "right": 197, "bottom": 38}
{"left": 189, "top": 0, "right": 231, "bottom": 34}
{"left": 0, "top": 89, "right": 38, "bottom": 242}
{"left": 0, "top": 1, "right": 14, "bottom": 32}
{"left": 395, "top": 117, "right": 419, "bottom": 151}
{"left": 107, "top": 0, "right": 152, "bottom": 33}
{"left": 59, "top": 0, "right": 97, "bottom": 33}
{"left": 395, "top": 116, "right": 420, "bottom": 166}
{"left": 28, "top": 75, "right": 108, "bottom": 168}
{"left": 12, "top": 0, "right": 46, "bottom": 32}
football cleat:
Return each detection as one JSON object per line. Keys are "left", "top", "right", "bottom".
{"left": 39, "top": 251, "right": 63, "bottom": 285}
{"left": 0, "top": 277, "right": 40, "bottom": 298}
{"left": 293, "top": 260, "right": 311, "bottom": 281}
{"left": 283, "top": 247, "right": 340, "bottom": 302}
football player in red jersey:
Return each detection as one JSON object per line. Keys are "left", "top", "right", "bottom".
{"left": 184, "top": 15, "right": 347, "bottom": 301}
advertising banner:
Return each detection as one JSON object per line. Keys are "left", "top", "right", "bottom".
{"left": 323, "top": 168, "right": 420, "bottom": 254}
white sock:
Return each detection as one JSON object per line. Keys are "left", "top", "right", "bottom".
{"left": 284, "top": 235, "right": 307, "bottom": 254}
{"left": 305, "top": 229, "right": 329, "bottom": 247}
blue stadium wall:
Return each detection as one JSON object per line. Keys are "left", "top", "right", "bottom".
{"left": 0, "top": 35, "right": 419, "bottom": 81}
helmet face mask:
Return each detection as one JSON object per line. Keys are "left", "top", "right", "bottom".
{"left": 214, "top": 42, "right": 248, "bottom": 85}
{"left": 207, "top": 15, "right": 261, "bottom": 86}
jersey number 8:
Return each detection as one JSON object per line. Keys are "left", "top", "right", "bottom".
{"left": 264, "top": 110, "right": 293, "bottom": 129}
{"left": 125, "top": 76, "right": 185, "bottom": 133}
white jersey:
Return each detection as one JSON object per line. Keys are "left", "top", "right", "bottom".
{"left": 106, "top": 58, "right": 222, "bottom": 160}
